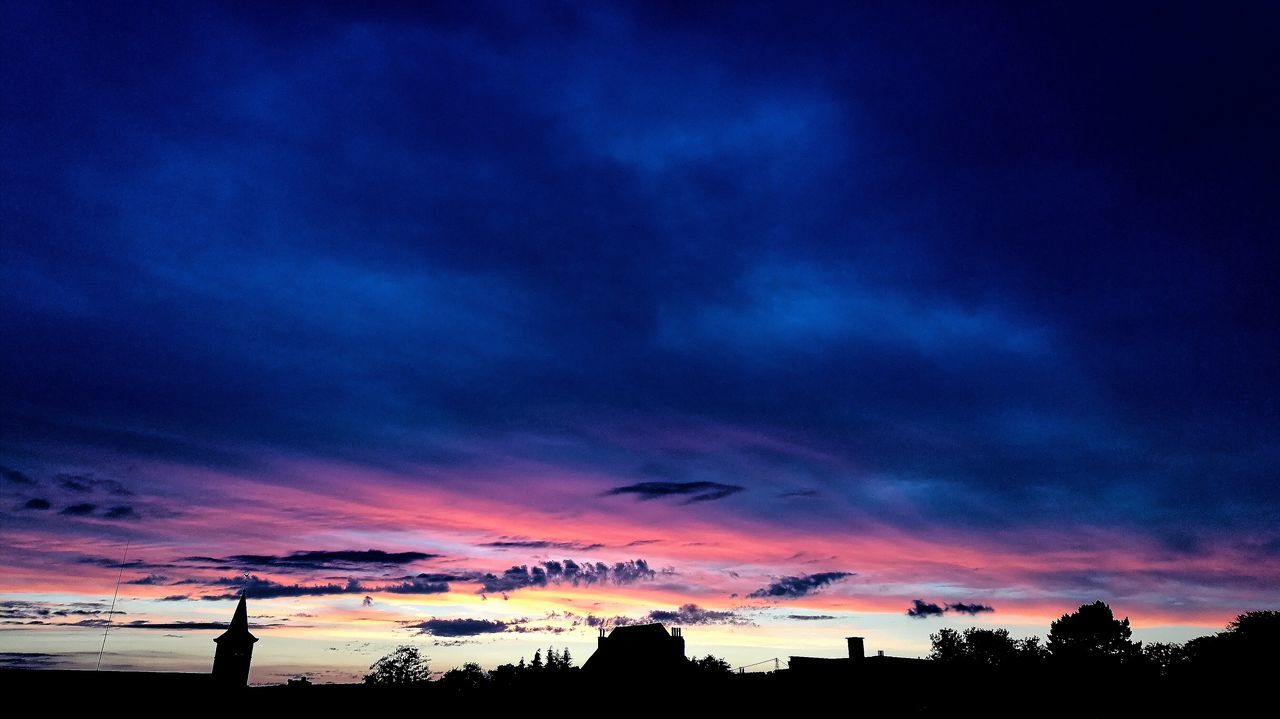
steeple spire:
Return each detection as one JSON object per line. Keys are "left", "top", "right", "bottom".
{"left": 212, "top": 589, "right": 258, "bottom": 687}
{"left": 229, "top": 591, "right": 249, "bottom": 633}
{"left": 215, "top": 590, "right": 257, "bottom": 643}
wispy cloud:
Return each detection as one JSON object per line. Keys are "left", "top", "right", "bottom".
{"left": 604, "top": 481, "right": 744, "bottom": 504}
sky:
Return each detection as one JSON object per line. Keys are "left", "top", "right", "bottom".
{"left": 1, "top": 1, "right": 1277, "bottom": 684}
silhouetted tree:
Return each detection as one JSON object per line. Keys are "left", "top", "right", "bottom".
{"left": 1047, "top": 601, "right": 1139, "bottom": 664}
{"left": 1141, "top": 641, "right": 1186, "bottom": 678}
{"left": 690, "top": 654, "right": 733, "bottom": 675}
{"left": 1184, "top": 609, "right": 1280, "bottom": 672}
{"left": 928, "top": 627, "right": 965, "bottom": 663}
{"left": 543, "top": 646, "right": 573, "bottom": 670}
{"left": 440, "top": 662, "right": 488, "bottom": 692}
{"left": 1224, "top": 609, "right": 1280, "bottom": 642}
{"left": 530, "top": 648, "right": 543, "bottom": 671}
{"left": 929, "top": 627, "right": 1044, "bottom": 669}
{"left": 363, "top": 645, "right": 430, "bottom": 685}
{"left": 964, "top": 628, "right": 1021, "bottom": 668}
{"left": 1015, "top": 635, "right": 1049, "bottom": 665}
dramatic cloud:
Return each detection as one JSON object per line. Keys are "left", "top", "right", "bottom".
{"left": 20, "top": 498, "right": 50, "bottom": 510}
{"left": 786, "top": 614, "right": 837, "bottom": 621}
{"left": 1, "top": 600, "right": 118, "bottom": 620}
{"left": 582, "top": 604, "right": 750, "bottom": 628}
{"left": 906, "top": 600, "right": 946, "bottom": 619}
{"left": 183, "top": 550, "right": 440, "bottom": 571}
{"left": 604, "top": 481, "right": 745, "bottom": 504}
{"left": 125, "top": 574, "right": 169, "bottom": 585}
{"left": 946, "top": 602, "right": 996, "bottom": 616}
{"left": 748, "top": 572, "right": 853, "bottom": 599}
{"left": 646, "top": 604, "right": 750, "bottom": 626}
{"left": 478, "top": 559, "right": 660, "bottom": 594}
{"left": 58, "top": 503, "right": 96, "bottom": 516}
{"left": 583, "top": 614, "right": 636, "bottom": 628}
{"left": 413, "top": 618, "right": 510, "bottom": 637}
{"left": 203, "top": 575, "right": 363, "bottom": 600}
{"left": 906, "top": 600, "right": 996, "bottom": 618}
{"left": 379, "top": 577, "right": 451, "bottom": 595}
{"left": 196, "top": 572, "right": 457, "bottom": 599}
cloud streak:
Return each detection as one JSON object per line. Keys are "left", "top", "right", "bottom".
{"left": 748, "top": 572, "right": 853, "bottom": 599}
{"left": 603, "top": 482, "right": 745, "bottom": 504}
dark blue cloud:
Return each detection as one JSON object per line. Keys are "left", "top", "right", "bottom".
{"left": 906, "top": 600, "right": 945, "bottom": 619}
{"left": 0, "top": 1, "right": 1276, "bottom": 557}
{"left": 907, "top": 600, "right": 995, "bottom": 618}
{"left": 748, "top": 572, "right": 853, "bottom": 599}
{"left": 477, "top": 559, "right": 659, "bottom": 594}
{"left": 604, "top": 481, "right": 744, "bottom": 504}
{"left": 947, "top": 603, "right": 995, "bottom": 616}
{"left": 413, "top": 618, "right": 509, "bottom": 637}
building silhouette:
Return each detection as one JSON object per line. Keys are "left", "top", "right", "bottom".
{"left": 212, "top": 591, "right": 257, "bottom": 687}
{"left": 787, "top": 635, "right": 930, "bottom": 679}
{"left": 582, "top": 623, "right": 687, "bottom": 674}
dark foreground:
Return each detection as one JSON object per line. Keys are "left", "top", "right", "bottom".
{"left": 1, "top": 664, "right": 1267, "bottom": 716}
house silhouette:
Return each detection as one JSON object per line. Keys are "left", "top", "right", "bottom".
{"left": 582, "top": 624, "right": 688, "bottom": 675}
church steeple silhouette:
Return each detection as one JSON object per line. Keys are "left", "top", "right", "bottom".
{"left": 212, "top": 590, "right": 258, "bottom": 687}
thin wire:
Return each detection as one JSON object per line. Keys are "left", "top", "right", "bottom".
{"left": 96, "top": 540, "right": 130, "bottom": 671}
{"left": 734, "top": 657, "right": 780, "bottom": 671}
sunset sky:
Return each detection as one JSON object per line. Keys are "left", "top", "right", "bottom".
{"left": 2, "top": 2, "right": 1277, "bottom": 684}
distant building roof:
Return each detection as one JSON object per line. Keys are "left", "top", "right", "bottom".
{"left": 603, "top": 623, "right": 674, "bottom": 641}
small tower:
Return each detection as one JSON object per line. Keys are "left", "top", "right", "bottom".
{"left": 212, "top": 591, "right": 258, "bottom": 687}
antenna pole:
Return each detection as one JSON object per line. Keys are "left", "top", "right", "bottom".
{"left": 95, "top": 540, "right": 130, "bottom": 671}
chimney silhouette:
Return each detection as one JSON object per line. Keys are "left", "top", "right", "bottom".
{"left": 598, "top": 627, "right": 607, "bottom": 649}
{"left": 212, "top": 591, "right": 258, "bottom": 687}
{"left": 847, "top": 636, "right": 865, "bottom": 661}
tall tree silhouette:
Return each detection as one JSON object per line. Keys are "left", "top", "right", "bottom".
{"left": 1047, "top": 601, "right": 1138, "bottom": 664}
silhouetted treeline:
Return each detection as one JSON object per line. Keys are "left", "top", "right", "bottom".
{"left": 928, "top": 602, "right": 1277, "bottom": 679}
{"left": 4, "top": 602, "right": 1274, "bottom": 715}
{"left": 335, "top": 603, "right": 1277, "bottom": 714}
